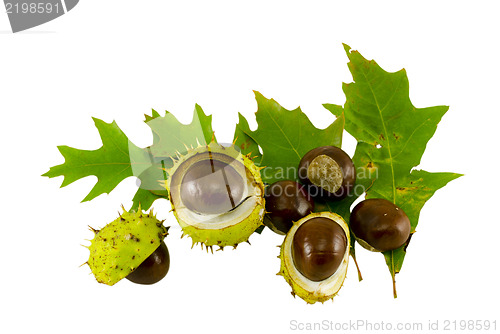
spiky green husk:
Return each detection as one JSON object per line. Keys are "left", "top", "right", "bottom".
{"left": 86, "top": 207, "right": 168, "bottom": 285}
{"left": 165, "top": 142, "right": 265, "bottom": 251}
{"left": 175, "top": 194, "right": 264, "bottom": 251}
{"left": 277, "top": 212, "right": 350, "bottom": 304}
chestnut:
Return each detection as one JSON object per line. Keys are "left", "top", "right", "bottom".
{"left": 350, "top": 198, "right": 411, "bottom": 252}
{"left": 180, "top": 158, "right": 245, "bottom": 215}
{"left": 291, "top": 217, "right": 347, "bottom": 281}
{"left": 298, "top": 146, "right": 356, "bottom": 200}
{"left": 264, "top": 180, "right": 314, "bottom": 234}
{"left": 126, "top": 241, "right": 170, "bottom": 284}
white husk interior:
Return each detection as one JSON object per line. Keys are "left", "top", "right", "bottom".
{"left": 167, "top": 144, "right": 263, "bottom": 230}
{"left": 175, "top": 184, "right": 262, "bottom": 230}
{"left": 283, "top": 212, "right": 350, "bottom": 297}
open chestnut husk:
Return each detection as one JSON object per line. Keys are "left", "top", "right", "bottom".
{"left": 126, "top": 241, "right": 170, "bottom": 285}
{"left": 278, "top": 212, "right": 350, "bottom": 304}
{"left": 165, "top": 142, "right": 265, "bottom": 250}
{"left": 350, "top": 198, "right": 411, "bottom": 252}
{"left": 264, "top": 180, "right": 314, "bottom": 235}
{"left": 298, "top": 146, "right": 356, "bottom": 201}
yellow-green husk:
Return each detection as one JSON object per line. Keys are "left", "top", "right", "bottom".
{"left": 164, "top": 142, "right": 265, "bottom": 250}
{"left": 278, "top": 212, "right": 350, "bottom": 304}
{"left": 86, "top": 207, "right": 168, "bottom": 285}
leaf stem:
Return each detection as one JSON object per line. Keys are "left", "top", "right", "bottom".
{"left": 390, "top": 251, "right": 396, "bottom": 297}
{"left": 351, "top": 253, "right": 363, "bottom": 281}
{"left": 392, "top": 263, "right": 398, "bottom": 298}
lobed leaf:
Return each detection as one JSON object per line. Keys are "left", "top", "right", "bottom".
{"left": 132, "top": 106, "right": 216, "bottom": 210}
{"left": 145, "top": 105, "right": 215, "bottom": 159}
{"left": 233, "top": 112, "right": 262, "bottom": 165}
{"left": 236, "top": 91, "right": 344, "bottom": 184}
{"left": 44, "top": 106, "right": 217, "bottom": 211}
{"left": 42, "top": 118, "right": 151, "bottom": 202}
{"left": 339, "top": 44, "right": 462, "bottom": 296}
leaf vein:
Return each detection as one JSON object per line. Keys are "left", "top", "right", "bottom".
{"left": 359, "top": 66, "right": 397, "bottom": 204}
{"left": 265, "top": 110, "right": 302, "bottom": 160}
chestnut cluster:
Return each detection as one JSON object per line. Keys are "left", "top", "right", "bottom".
{"left": 265, "top": 145, "right": 411, "bottom": 255}
{"left": 264, "top": 146, "right": 356, "bottom": 235}
{"left": 127, "top": 145, "right": 411, "bottom": 287}
{"left": 264, "top": 146, "right": 355, "bottom": 285}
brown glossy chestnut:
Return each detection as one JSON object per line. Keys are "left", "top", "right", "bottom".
{"left": 298, "top": 146, "right": 356, "bottom": 200}
{"left": 180, "top": 158, "right": 245, "bottom": 215}
{"left": 264, "top": 180, "right": 314, "bottom": 235}
{"left": 126, "top": 241, "right": 170, "bottom": 285}
{"left": 350, "top": 198, "right": 411, "bottom": 252}
{"left": 292, "top": 217, "right": 347, "bottom": 282}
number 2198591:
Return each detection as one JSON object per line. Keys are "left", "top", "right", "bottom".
{"left": 5, "top": 2, "right": 61, "bottom": 14}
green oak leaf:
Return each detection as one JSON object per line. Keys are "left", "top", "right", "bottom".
{"left": 236, "top": 91, "right": 344, "bottom": 184}
{"left": 131, "top": 106, "right": 216, "bottom": 210}
{"left": 334, "top": 44, "right": 463, "bottom": 297}
{"left": 145, "top": 105, "right": 215, "bottom": 159}
{"left": 43, "top": 106, "right": 217, "bottom": 212}
{"left": 131, "top": 187, "right": 163, "bottom": 211}
{"left": 233, "top": 112, "right": 262, "bottom": 165}
{"left": 42, "top": 118, "right": 151, "bottom": 202}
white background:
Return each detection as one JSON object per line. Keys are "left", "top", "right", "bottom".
{"left": 1, "top": 1, "right": 499, "bottom": 333}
